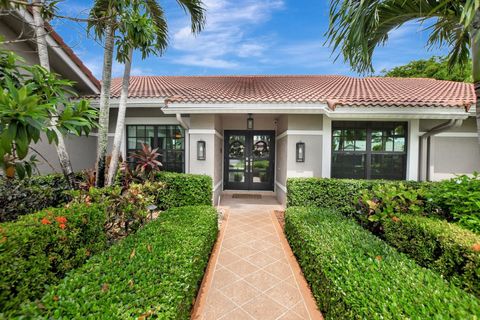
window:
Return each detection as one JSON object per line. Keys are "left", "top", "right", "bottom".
{"left": 332, "top": 121, "right": 407, "bottom": 180}
{"left": 126, "top": 125, "right": 185, "bottom": 173}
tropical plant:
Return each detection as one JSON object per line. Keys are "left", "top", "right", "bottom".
{"left": 129, "top": 143, "right": 163, "bottom": 181}
{"left": 382, "top": 56, "right": 473, "bottom": 82}
{"left": 105, "top": 0, "right": 205, "bottom": 186}
{"left": 326, "top": 0, "right": 480, "bottom": 146}
{"left": 91, "top": 0, "right": 205, "bottom": 188}
{"left": 0, "top": 50, "right": 98, "bottom": 179}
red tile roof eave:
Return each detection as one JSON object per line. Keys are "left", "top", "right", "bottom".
{"left": 45, "top": 23, "right": 100, "bottom": 90}
{"left": 25, "top": 8, "right": 100, "bottom": 90}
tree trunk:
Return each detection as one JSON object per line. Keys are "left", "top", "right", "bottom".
{"left": 95, "top": 24, "right": 115, "bottom": 187}
{"left": 32, "top": 0, "right": 76, "bottom": 188}
{"left": 106, "top": 48, "right": 133, "bottom": 186}
{"left": 473, "top": 9, "right": 480, "bottom": 148}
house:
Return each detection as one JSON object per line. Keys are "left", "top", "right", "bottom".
{"left": 0, "top": 9, "right": 100, "bottom": 173}
{"left": 99, "top": 75, "right": 479, "bottom": 204}
{"left": 1, "top": 14, "right": 478, "bottom": 205}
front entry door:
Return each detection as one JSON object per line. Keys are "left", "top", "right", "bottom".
{"left": 224, "top": 130, "right": 275, "bottom": 191}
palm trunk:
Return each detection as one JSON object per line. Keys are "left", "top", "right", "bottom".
{"left": 106, "top": 48, "right": 133, "bottom": 186}
{"left": 95, "top": 24, "right": 115, "bottom": 187}
{"left": 32, "top": 0, "right": 76, "bottom": 188}
{"left": 473, "top": 9, "right": 480, "bottom": 148}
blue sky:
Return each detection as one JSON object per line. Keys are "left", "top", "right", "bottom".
{"left": 52, "top": 0, "right": 449, "bottom": 79}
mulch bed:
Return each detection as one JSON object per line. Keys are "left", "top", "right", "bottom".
{"left": 274, "top": 210, "right": 285, "bottom": 229}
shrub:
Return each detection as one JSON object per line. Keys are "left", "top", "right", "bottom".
{"left": 383, "top": 214, "right": 480, "bottom": 297}
{"left": 0, "top": 203, "right": 107, "bottom": 315}
{"left": 355, "top": 182, "right": 430, "bottom": 232}
{"left": 285, "top": 207, "right": 480, "bottom": 319}
{"left": 21, "top": 206, "right": 218, "bottom": 319}
{"left": 286, "top": 178, "right": 426, "bottom": 215}
{"left": 0, "top": 173, "right": 84, "bottom": 222}
{"left": 426, "top": 173, "right": 480, "bottom": 233}
{"left": 71, "top": 182, "right": 161, "bottom": 241}
{"left": 155, "top": 172, "right": 212, "bottom": 210}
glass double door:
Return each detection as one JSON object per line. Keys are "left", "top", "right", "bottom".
{"left": 224, "top": 131, "right": 275, "bottom": 191}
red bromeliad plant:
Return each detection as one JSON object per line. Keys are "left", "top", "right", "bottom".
{"left": 129, "top": 143, "right": 162, "bottom": 181}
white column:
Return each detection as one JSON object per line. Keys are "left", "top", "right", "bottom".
{"left": 407, "top": 119, "right": 420, "bottom": 180}
{"left": 322, "top": 116, "right": 332, "bottom": 178}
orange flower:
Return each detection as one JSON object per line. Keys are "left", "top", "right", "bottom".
{"left": 472, "top": 243, "right": 480, "bottom": 252}
{"left": 41, "top": 218, "right": 51, "bottom": 225}
{"left": 391, "top": 216, "right": 400, "bottom": 223}
{"left": 55, "top": 216, "right": 67, "bottom": 224}
{"left": 375, "top": 255, "right": 382, "bottom": 262}
{"left": 59, "top": 223, "right": 66, "bottom": 230}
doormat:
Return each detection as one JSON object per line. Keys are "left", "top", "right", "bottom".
{"left": 232, "top": 194, "right": 262, "bottom": 199}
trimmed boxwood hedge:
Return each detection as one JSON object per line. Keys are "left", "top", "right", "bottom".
{"left": 155, "top": 172, "right": 212, "bottom": 209}
{"left": 383, "top": 214, "right": 480, "bottom": 297}
{"left": 0, "top": 203, "right": 107, "bottom": 315}
{"left": 285, "top": 207, "right": 480, "bottom": 319}
{"left": 21, "top": 206, "right": 218, "bottom": 319}
{"left": 286, "top": 178, "right": 426, "bottom": 215}
{"left": 0, "top": 173, "right": 84, "bottom": 222}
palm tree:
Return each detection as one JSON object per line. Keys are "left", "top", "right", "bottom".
{"left": 106, "top": 0, "right": 204, "bottom": 186}
{"left": 90, "top": 0, "right": 205, "bottom": 187}
{"left": 88, "top": 0, "right": 119, "bottom": 187}
{"left": 326, "top": 0, "right": 480, "bottom": 145}
{"left": 31, "top": 0, "right": 77, "bottom": 187}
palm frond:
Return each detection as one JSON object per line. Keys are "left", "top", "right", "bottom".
{"left": 326, "top": 0, "right": 471, "bottom": 74}
{"left": 176, "top": 0, "right": 206, "bottom": 34}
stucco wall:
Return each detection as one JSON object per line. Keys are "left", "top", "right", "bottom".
{"left": 32, "top": 134, "right": 97, "bottom": 174}
{"left": 421, "top": 117, "right": 480, "bottom": 180}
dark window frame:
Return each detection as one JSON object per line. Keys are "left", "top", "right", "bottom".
{"left": 331, "top": 121, "right": 408, "bottom": 180}
{"left": 126, "top": 124, "right": 185, "bottom": 173}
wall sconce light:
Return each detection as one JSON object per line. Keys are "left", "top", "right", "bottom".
{"left": 247, "top": 113, "right": 254, "bottom": 130}
{"left": 197, "top": 140, "right": 206, "bottom": 160}
{"left": 296, "top": 142, "right": 305, "bottom": 162}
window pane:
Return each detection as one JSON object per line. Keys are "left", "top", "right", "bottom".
{"left": 394, "top": 137, "right": 405, "bottom": 152}
{"left": 371, "top": 130, "right": 383, "bottom": 151}
{"left": 128, "top": 126, "right": 136, "bottom": 137}
{"left": 371, "top": 154, "right": 405, "bottom": 180}
{"left": 331, "top": 154, "right": 366, "bottom": 179}
{"left": 229, "top": 172, "right": 245, "bottom": 182}
{"left": 136, "top": 126, "right": 145, "bottom": 137}
{"left": 146, "top": 126, "right": 154, "bottom": 138}
{"left": 128, "top": 138, "right": 136, "bottom": 149}
{"left": 384, "top": 136, "right": 394, "bottom": 152}
{"left": 333, "top": 136, "right": 342, "bottom": 151}
{"left": 355, "top": 129, "right": 366, "bottom": 151}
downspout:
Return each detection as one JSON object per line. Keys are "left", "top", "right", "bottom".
{"left": 419, "top": 119, "right": 463, "bottom": 181}
{"left": 176, "top": 113, "right": 189, "bottom": 130}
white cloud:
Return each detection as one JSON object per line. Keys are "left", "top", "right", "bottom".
{"left": 169, "top": 0, "right": 284, "bottom": 69}
{"left": 174, "top": 56, "right": 239, "bottom": 69}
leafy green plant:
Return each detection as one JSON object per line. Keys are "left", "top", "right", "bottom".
{"left": 0, "top": 172, "right": 85, "bottom": 222}
{"left": 285, "top": 207, "right": 480, "bottom": 319}
{"left": 383, "top": 214, "right": 480, "bottom": 297}
{"left": 286, "top": 177, "right": 428, "bottom": 216}
{"left": 71, "top": 181, "right": 161, "bottom": 241}
{"left": 0, "top": 49, "right": 97, "bottom": 179}
{"left": 20, "top": 206, "right": 218, "bottom": 319}
{"left": 355, "top": 183, "right": 427, "bottom": 232}
{"left": 426, "top": 173, "right": 480, "bottom": 233}
{"left": 0, "top": 203, "right": 108, "bottom": 315}
{"left": 155, "top": 172, "right": 212, "bottom": 210}
{"left": 129, "top": 143, "right": 163, "bottom": 181}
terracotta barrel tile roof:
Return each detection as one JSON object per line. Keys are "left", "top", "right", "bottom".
{"left": 107, "top": 75, "right": 475, "bottom": 110}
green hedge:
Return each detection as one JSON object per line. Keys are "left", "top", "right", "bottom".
{"left": 21, "top": 206, "right": 218, "bottom": 319}
{"left": 287, "top": 178, "right": 426, "bottom": 215}
{"left": 0, "top": 173, "right": 84, "bottom": 222}
{"left": 0, "top": 203, "right": 107, "bottom": 315}
{"left": 285, "top": 207, "right": 480, "bottom": 319}
{"left": 155, "top": 172, "right": 212, "bottom": 210}
{"left": 383, "top": 214, "right": 480, "bottom": 297}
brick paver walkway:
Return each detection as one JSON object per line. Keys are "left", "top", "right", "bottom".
{"left": 193, "top": 195, "right": 322, "bottom": 320}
